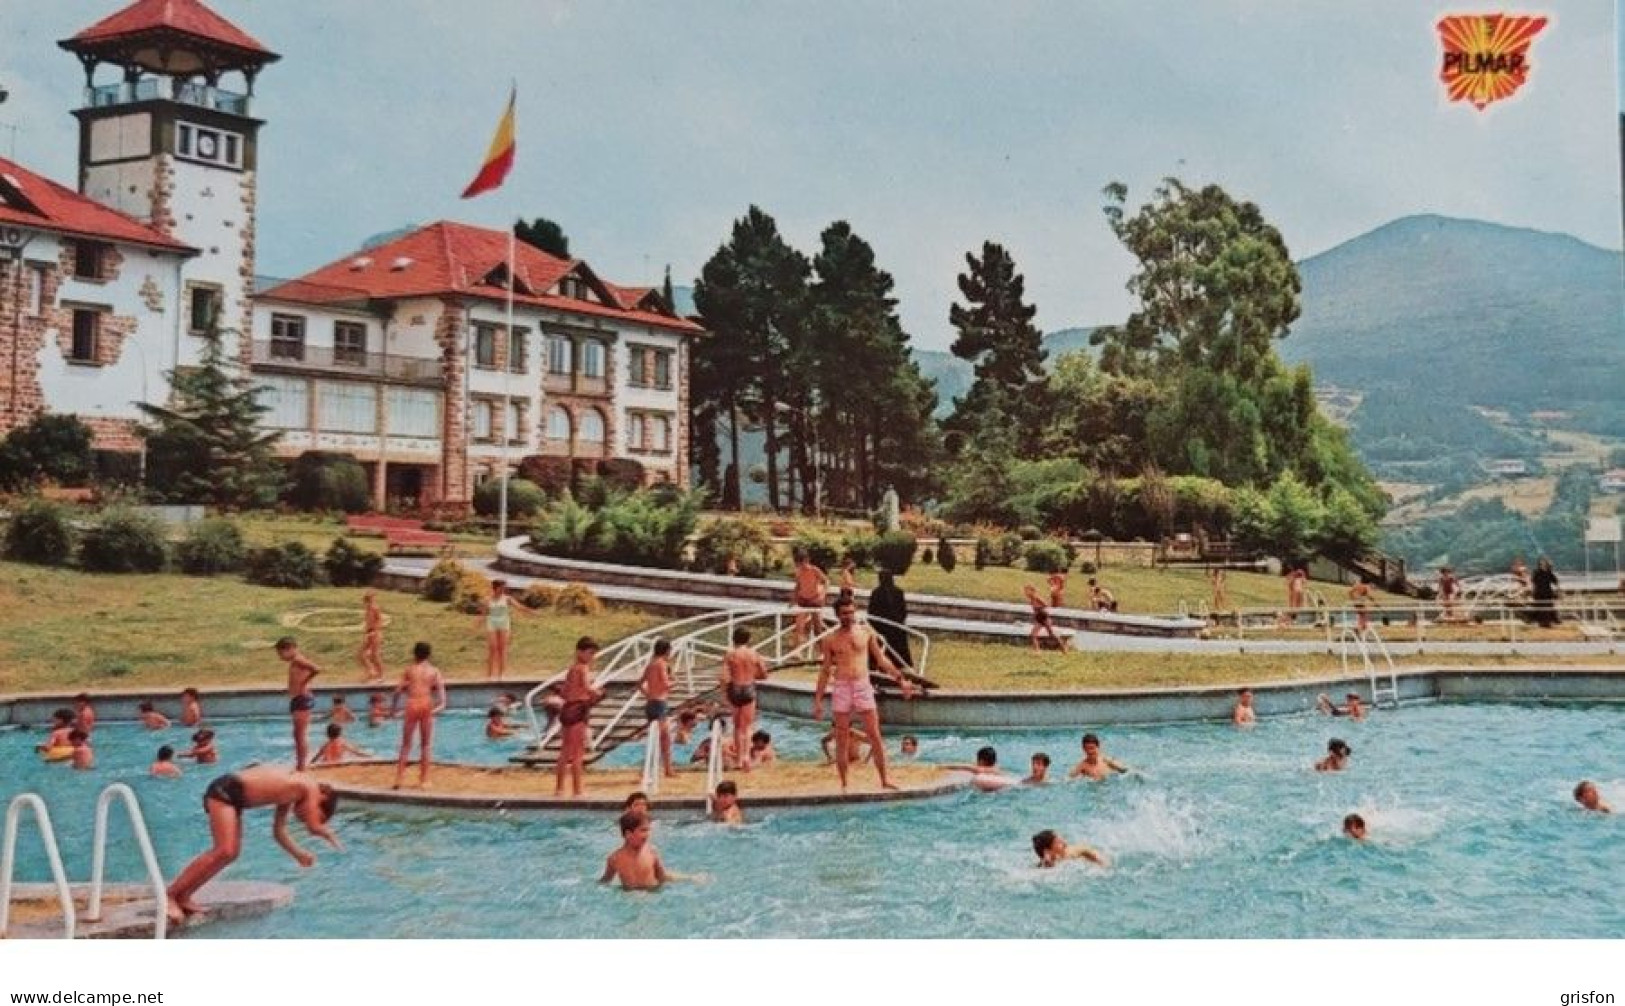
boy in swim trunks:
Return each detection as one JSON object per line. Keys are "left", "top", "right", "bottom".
{"left": 165, "top": 765, "right": 341, "bottom": 925}
{"left": 138, "top": 701, "right": 170, "bottom": 730}
{"left": 942, "top": 746, "right": 1019, "bottom": 791}
{"left": 790, "top": 550, "right": 830, "bottom": 648}
{"left": 1032, "top": 829, "right": 1107, "bottom": 868}
{"left": 555, "top": 637, "right": 604, "bottom": 798}
{"left": 749, "top": 730, "right": 777, "bottom": 766}
{"left": 38, "top": 708, "right": 75, "bottom": 754}
{"left": 638, "top": 638, "right": 677, "bottom": 778}
{"left": 73, "top": 694, "right": 96, "bottom": 734}
{"left": 485, "top": 705, "right": 516, "bottom": 739}
{"left": 151, "top": 745, "right": 182, "bottom": 779}
{"left": 1069, "top": 733, "right": 1131, "bottom": 780}
{"left": 390, "top": 641, "right": 447, "bottom": 789}
{"left": 624, "top": 792, "right": 650, "bottom": 815}
{"left": 813, "top": 597, "right": 916, "bottom": 791}
{"left": 1023, "top": 585, "right": 1064, "bottom": 652}
{"left": 711, "top": 780, "right": 744, "bottom": 825}
{"left": 179, "top": 688, "right": 203, "bottom": 727}
{"left": 314, "top": 723, "right": 372, "bottom": 764}
{"left": 1233, "top": 688, "right": 1257, "bottom": 727}
{"left": 276, "top": 637, "right": 321, "bottom": 771}
{"left": 599, "top": 809, "right": 668, "bottom": 891}
{"left": 722, "top": 628, "right": 769, "bottom": 771}
{"left": 358, "top": 590, "right": 386, "bottom": 682}
{"left": 368, "top": 691, "right": 390, "bottom": 728}
{"left": 69, "top": 729, "right": 94, "bottom": 770}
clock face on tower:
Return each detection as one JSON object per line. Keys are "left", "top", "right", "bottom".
{"left": 196, "top": 131, "right": 218, "bottom": 159}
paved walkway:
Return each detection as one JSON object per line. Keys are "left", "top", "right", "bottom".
{"left": 385, "top": 558, "right": 1621, "bottom": 658}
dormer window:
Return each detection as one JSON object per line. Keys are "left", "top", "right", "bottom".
{"left": 348, "top": 257, "right": 373, "bottom": 271}
{"left": 559, "top": 275, "right": 589, "bottom": 301}
{"left": 390, "top": 257, "right": 414, "bottom": 272}
{"left": 73, "top": 241, "right": 108, "bottom": 280}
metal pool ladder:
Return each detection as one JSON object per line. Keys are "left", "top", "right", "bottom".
{"left": 1338, "top": 625, "right": 1401, "bottom": 708}
{"left": 0, "top": 784, "right": 168, "bottom": 940}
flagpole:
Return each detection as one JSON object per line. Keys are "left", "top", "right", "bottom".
{"left": 499, "top": 217, "right": 515, "bottom": 543}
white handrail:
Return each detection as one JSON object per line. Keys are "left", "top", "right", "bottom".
{"left": 87, "top": 784, "right": 167, "bottom": 939}
{"left": 1, "top": 794, "right": 76, "bottom": 939}
{"left": 640, "top": 724, "right": 663, "bottom": 795}
{"left": 703, "top": 715, "right": 728, "bottom": 816}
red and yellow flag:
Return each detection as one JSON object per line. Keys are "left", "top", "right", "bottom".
{"left": 461, "top": 87, "right": 516, "bottom": 199}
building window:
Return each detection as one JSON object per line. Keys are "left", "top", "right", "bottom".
{"left": 653, "top": 349, "right": 672, "bottom": 390}
{"left": 257, "top": 375, "right": 309, "bottom": 429}
{"left": 546, "top": 335, "right": 571, "bottom": 376}
{"left": 581, "top": 340, "right": 605, "bottom": 379}
{"left": 26, "top": 264, "right": 46, "bottom": 316}
{"left": 508, "top": 328, "right": 528, "bottom": 374}
{"left": 473, "top": 324, "right": 498, "bottom": 369}
{"left": 546, "top": 406, "right": 571, "bottom": 441}
{"left": 473, "top": 400, "right": 494, "bottom": 441}
{"left": 559, "top": 275, "right": 584, "bottom": 300}
{"left": 506, "top": 401, "right": 525, "bottom": 443}
{"left": 386, "top": 387, "right": 440, "bottom": 439}
{"left": 270, "top": 313, "right": 306, "bottom": 360}
{"left": 579, "top": 408, "right": 606, "bottom": 444}
{"left": 69, "top": 309, "right": 101, "bottom": 363}
{"left": 653, "top": 415, "right": 672, "bottom": 452}
{"left": 333, "top": 321, "right": 367, "bottom": 366}
{"left": 187, "top": 283, "right": 222, "bottom": 335}
{"left": 73, "top": 242, "right": 105, "bottom": 280}
{"left": 317, "top": 381, "right": 376, "bottom": 434}
{"left": 626, "top": 413, "right": 646, "bottom": 451}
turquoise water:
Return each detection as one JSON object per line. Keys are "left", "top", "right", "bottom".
{"left": 2, "top": 703, "right": 1621, "bottom": 938}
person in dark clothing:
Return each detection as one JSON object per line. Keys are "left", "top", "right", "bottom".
{"left": 867, "top": 568, "right": 913, "bottom": 671}
{"left": 1530, "top": 556, "right": 1560, "bottom": 628}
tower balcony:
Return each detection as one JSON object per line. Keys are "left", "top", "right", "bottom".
{"left": 86, "top": 78, "right": 250, "bottom": 116}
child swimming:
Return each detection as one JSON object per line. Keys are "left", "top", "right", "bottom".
{"left": 599, "top": 810, "right": 669, "bottom": 890}
{"left": 1315, "top": 739, "right": 1352, "bottom": 772}
{"left": 138, "top": 701, "right": 170, "bottom": 730}
{"left": 944, "top": 746, "right": 1019, "bottom": 791}
{"left": 1069, "top": 733, "right": 1131, "bottom": 780}
{"left": 1023, "top": 752, "right": 1052, "bottom": 785}
{"left": 151, "top": 745, "right": 183, "bottom": 778}
{"left": 313, "top": 723, "right": 372, "bottom": 764}
{"left": 1573, "top": 780, "right": 1613, "bottom": 813}
{"left": 1342, "top": 813, "right": 1367, "bottom": 841}
{"left": 711, "top": 780, "right": 744, "bottom": 825}
{"left": 1031, "top": 829, "right": 1107, "bottom": 868}
{"left": 180, "top": 728, "right": 218, "bottom": 765}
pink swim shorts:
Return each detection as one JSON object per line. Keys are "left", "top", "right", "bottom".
{"left": 831, "top": 677, "right": 877, "bottom": 715}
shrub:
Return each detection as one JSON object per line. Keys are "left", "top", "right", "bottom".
{"left": 1017, "top": 524, "right": 1042, "bottom": 541}
{"left": 919, "top": 545, "right": 934, "bottom": 565}
{"left": 473, "top": 477, "right": 546, "bottom": 519}
{"left": 974, "top": 537, "right": 991, "bottom": 570}
{"left": 79, "top": 507, "right": 168, "bottom": 573}
{"left": 323, "top": 537, "right": 383, "bottom": 587}
{"left": 0, "top": 413, "right": 95, "bottom": 491}
{"left": 287, "top": 452, "right": 370, "bottom": 513}
{"left": 1078, "top": 559, "right": 1098, "bottom": 575}
{"left": 422, "top": 558, "right": 464, "bottom": 602}
{"left": 175, "top": 518, "right": 246, "bottom": 575}
{"left": 937, "top": 534, "right": 957, "bottom": 572}
{"left": 597, "top": 458, "right": 647, "bottom": 493}
{"left": 2, "top": 499, "right": 75, "bottom": 566}
{"left": 873, "top": 531, "right": 917, "bottom": 576}
{"left": 449, "top": 569, "right": 491, "bottom": 614}
{"left": 1023, "top": 540, "right": 1070, "bottom": 574}
{"left": 694, "top": 518, "right": 773, "bottom": 576}
{"left": 996, "top": 532, "right": 1024, "bottom": 566}
{"left": 245, "top": 542, "right": 320, "bottom": 589}
{"left": 518, "top": 582, "right": 559, "bottom": 610}
{"left": 517, "top": 455, "right": 574, "bottom": 498}
{"left": 840, "top": 533, "right": 880, "bottom": 569}
{"left": 554, "top": 582, "right": 604, "bottom": 616}
{"left": 792, "top": 532, "right": 840, "bottom": 571}
{"left": 531, "top": 489, "right": 700, "bottom": 569}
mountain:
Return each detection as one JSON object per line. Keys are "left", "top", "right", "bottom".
{"left": 1278, "top": 215, "right": 1625, "bottom": 417}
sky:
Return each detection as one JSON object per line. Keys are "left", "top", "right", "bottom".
{"left": 3, "top": 1, "right": 1621, "bottom": 350}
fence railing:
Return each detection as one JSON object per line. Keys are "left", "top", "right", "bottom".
{"left": 251, "top": 341, "right": 443, "bottom": 385}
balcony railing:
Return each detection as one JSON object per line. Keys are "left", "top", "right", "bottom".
{"left": 251, "top": 341, "right": 442, "bottom": 386}
{"left": 87, "top": 79, "right": 250, "bottom": 115}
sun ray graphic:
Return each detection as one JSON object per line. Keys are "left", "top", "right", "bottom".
{"left": 1436, "top": 13, "right": 1548, "bottom": 110}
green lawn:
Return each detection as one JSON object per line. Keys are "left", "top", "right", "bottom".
{"left": 0, "top": 562, "right": 658, "bottom": 695}
{"left": 234, "top": 512, "right": 497, "bottom": 558}
{"left": 780, "top": 641, "right": 1625, "bottom": 692}
{"left": 776, "top": 561, "right": 1381, "bottom": 615}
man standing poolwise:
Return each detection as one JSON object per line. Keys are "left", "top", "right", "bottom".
{"left": 814, "top": 597, "right": 916, "bottom": 791}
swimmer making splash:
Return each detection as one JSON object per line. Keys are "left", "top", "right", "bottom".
{"left": 1069, "top": 733, "right": 1131, "bottom": 780}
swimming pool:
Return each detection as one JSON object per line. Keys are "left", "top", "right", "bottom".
{"left": 2, "top": 702, "right": 1620, "bottom": 938}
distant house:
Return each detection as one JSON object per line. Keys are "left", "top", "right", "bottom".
{"left": 1600, "top": 469, "right": 1625, "bottom": 493}
{"left": 1482, "top": 458, "right": 1528, "bottom": 478}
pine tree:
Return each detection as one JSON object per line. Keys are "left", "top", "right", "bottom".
{"left": 138, "top": 328, "right": 284, "bottom": 508}
{"left": 514, "top": 216, "right": 570, "bottom": 258}
{"left": 946, "top": 241, "right": 1049, "bottom": 456}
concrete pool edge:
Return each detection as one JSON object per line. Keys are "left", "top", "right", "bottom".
{"left": 4, "top": 666, "right": 1622, "bottom": 731}
{"left": 757, "top": 666, "right": 1625, "bottom": 728}
{"left": 3, "top": 880, "right": 293, "bottom": 939}
{"left": 315, "top": 760, "right": 968, "bottom": 813}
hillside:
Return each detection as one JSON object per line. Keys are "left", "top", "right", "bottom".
{"left": 1279, "top": 215, "right": 1625, "bottom": 426}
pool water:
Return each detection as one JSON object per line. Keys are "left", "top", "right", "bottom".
{"left": 2, "top": 703, "right": 1621, "bottom": 938}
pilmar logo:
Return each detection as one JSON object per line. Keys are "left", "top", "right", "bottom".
{"left": 1436, "top": 14, "right": 1548, "bottom": 109}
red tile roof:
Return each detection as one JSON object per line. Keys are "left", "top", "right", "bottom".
{"left": 261, "top": 221, "right": 703, "bottom": 336}
{"left": 67, "top": 0, "right": 274, "bottom": 58}
{"left": 0, "top": 157, "right": 195, "bottom": 254}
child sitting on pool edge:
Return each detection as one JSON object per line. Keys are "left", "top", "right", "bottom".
{"left": 314, "top": 723, "right": 372, "bottom": 764}
{"left": 1032, "top": 829, "right": 1107, "bottom": 868}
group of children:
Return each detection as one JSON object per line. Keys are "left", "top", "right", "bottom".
{"left": 35, "top": 691, "right": 217, "bottom": 774}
